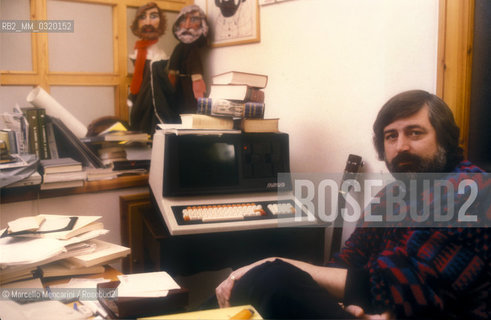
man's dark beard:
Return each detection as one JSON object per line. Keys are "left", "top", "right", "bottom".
{"left": 386, "top": 146, "right": 447, "bottom": 181}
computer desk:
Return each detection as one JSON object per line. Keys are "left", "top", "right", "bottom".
{"left": 120, "top": 193, "right": 326, "bottom": 276}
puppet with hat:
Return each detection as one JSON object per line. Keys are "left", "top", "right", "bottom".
{"left": 168, "top": 5, "right": 209, "bottom": 115}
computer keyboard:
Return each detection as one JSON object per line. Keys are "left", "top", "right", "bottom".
{"left": 172, "top": 200, "right": 299, "bottom": 225}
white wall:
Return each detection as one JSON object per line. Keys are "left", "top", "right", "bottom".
{"left": 196, "top": 0, "right": 439, "bottom": 247}
{"left": 197, "top": 0, "right": 439, "bottom": 175}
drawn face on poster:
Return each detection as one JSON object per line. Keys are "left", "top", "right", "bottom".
{"left": 207, "top": 0, "right": 260, "bottom": 47}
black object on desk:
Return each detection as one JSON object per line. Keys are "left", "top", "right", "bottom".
{"left": 97, "top": 281, "right": 188, "bottom": 319}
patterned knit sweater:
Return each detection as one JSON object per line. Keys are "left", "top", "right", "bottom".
{"left": 330, "top": 161, "right": 490, "bottom": 319}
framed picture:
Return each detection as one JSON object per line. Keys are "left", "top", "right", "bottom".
{"left": 206, "top": 0, "right": 260, "bottom": 47}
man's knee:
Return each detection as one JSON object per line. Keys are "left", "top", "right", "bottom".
{"left": 231, "top": 259, "right": 315, "bottom": 303}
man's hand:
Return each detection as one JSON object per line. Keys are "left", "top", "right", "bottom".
{"left": 215, "top": 273, "right": 235, "bottom": 308}
{"left": 345, "top": 305, "right": 394, "bottom": 319}
{"left": 216, "top": 258, "right": 276, "bottom": 308}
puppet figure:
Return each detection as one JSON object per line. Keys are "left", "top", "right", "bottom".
{"left": 128, "top": 2, "right": 180, "bottom": 134}
{"left": 168, "top": 5, "right": 209, "bottom": 114}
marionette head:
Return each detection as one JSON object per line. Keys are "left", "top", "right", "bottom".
{"left": 172, "top": 5, "right": 208, "bottom": 44}
{"left": 215, "top": 0, "right": 245, "bottom": 18}
{"left": 131, "top": 2, "right": 167, "bottom": 40}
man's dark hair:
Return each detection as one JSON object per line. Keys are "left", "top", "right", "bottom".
{"left": 131, "top": 2, "right": 167, "bottom": 38}
{"left": 373, "top": 90, "right": 464, "bottom": 170}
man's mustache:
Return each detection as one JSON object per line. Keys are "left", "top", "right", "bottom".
{"left": 390, "top": 152, "right": 423, "bottom": 172}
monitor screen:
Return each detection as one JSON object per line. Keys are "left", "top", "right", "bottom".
{"left": 178, "top": 140, "right": 238, "bottom": 188}
{"left": 162, "top": 132, "right": 291, "bottom": 196}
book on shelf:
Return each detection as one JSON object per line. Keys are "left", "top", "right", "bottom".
{"left": 37, "top": 108, "right": 50, "bottom": 160}
{"left": 0, "top": 111, "right": 27, "bottom": 155}
{"left": 86, "top": 167, "right": 119, "bottom": 181}
{"left": 208, "top": 84, "right": 265, "bottom": 102}
{"left": 4, "top": 171, "right": 42, "bottom": 188}
{"left": 97, "top": 145, "right": 127, "bottom": 166}
{"left": 42, "top": 170, "right": 87, "bottom": 183}
{"left": 239, "top": 118, "right": 280, "bottom": 133}
{"left": 197, "top": 98, "right": 265, "bottom": 119}
{"left": 112, "top": 159, "right": 150, "bottom": 171}
{"left": 67, "top": 239, "right": 130, "bottom": 267}
{"left": 81, "top": 131, "right": 149, "bottom": 143}
{"left": 180, "top": 113, "right": 234, "bottom": 130}
{"left": 0, "top": 129, "right": 18, "bottom": 154}
{"left": 0, "top": 154, "right": 30, "bottom": 170}
{"left": 21, "top": 107, "right": 40, "bottom": 158}
{"left": 162, "top": 128, "right": 242, "bottom": 136}
{"left": 21, "top": 107, "right": 50, "bottom": 160}
{"left": 212, "top": 71, "right": 268, "bottom": 88}
{"left": 45, "top": 120, "right": 59, "bottom": 159}
{"left": 48, "top": 116, "right": 104, "bottom": 168}
{"left": 40, "top": 157, "right": 82, "bottom": 174}
{"left": 40, "top": 179, "right": 84, "bottom": 190}
{"left": 89, "top": 140, "right": 151, "bottom": 167}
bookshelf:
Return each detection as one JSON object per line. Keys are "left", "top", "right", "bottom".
{"left": 0, "top": 174, "right": 148, "bottom": 204}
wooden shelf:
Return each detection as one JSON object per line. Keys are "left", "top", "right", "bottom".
{"left": 1, "top": 174, "right": 149, "bottom": 204}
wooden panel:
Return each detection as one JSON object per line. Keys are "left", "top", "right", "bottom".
{"left": 120, "top": 192, "right": 151, "bottom": 274}
{"left": 437, "top": 0, "right": 475, "bottom": 154}
{"left": 1, "top": 174, "right": 148, "bottom": 204}
{"left": 0, "top": 0, "right": 192, "bottom": 121}
{"left": 46, "top": 73, "right": 120, "bottom": 85}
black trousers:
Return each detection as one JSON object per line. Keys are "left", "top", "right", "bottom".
{"left": 207, "top": 259, "right": 354, "bottom": 319}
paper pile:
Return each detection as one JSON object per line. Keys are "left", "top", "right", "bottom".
{"left": 0, "top": 214, "right": 129, "bottom": 285}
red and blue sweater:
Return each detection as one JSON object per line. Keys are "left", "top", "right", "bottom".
{"left": 330, "top": 161, "right": 490, "bottom": 319}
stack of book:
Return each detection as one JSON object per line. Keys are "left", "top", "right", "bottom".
{"left": 40, "top": 157, "right": 86, "bottom": 190}
{"left": 0, "top": 214, "right": 130, "bottom": 284}
{"left": 97, "top": 145, "right": 128, "bottom": 166}
{"left": 82, "top": 122, "right": 151, "bottom": 171}
{"left": 21, "top": 107, "right": 52, "bottom": 160}
{"left": 194, "top": 71, "right": 279, "bottom": 133}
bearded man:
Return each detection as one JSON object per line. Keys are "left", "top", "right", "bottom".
{"left": 168, "top": 5, "right": 208, "bottom": 114}
{"left": 212, "top": 90, "right": 490, "bottom": 319}
{"left": 129, "top": 2, "right": 180, "bottom": 134}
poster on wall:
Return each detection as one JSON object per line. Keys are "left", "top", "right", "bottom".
{"left": 206, "top": 0, "right": 260, "bottom": 47}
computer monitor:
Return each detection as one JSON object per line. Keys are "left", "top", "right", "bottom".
{"left": 161, "top": 131, "right": 292, "bottom": 196}
{"left": 149, "top": 129, "right": 316, "bottom": 235}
